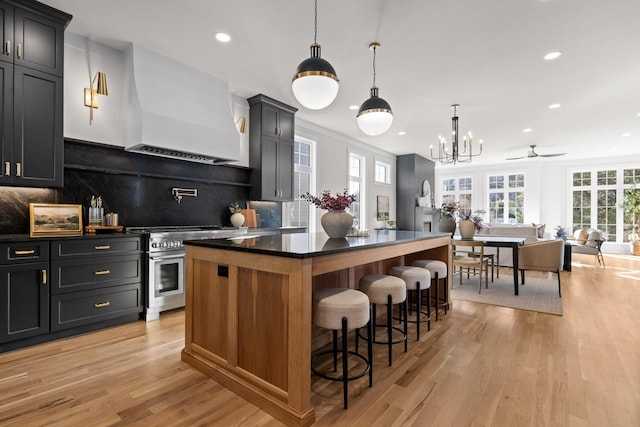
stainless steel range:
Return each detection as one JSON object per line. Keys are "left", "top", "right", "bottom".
{"left": 128, "top": 226, "right": 246, "bottom": 321}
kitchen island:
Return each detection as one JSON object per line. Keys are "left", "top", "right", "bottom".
{"left": 181, "top": 231, "right": 451, "bottom": 426}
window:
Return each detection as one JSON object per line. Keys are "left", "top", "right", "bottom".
{"left": 571, "top": 167, "right": 640, "bottom": 242}
{"left": 374, "top": 160, "right": 391, "bottom": 184}
{"left": 440, "top": 177, "right": 473, "bottom": 214}
{"left": 487, "top": 173, "right": 525, "bottom": 223}
{"left": 349, "top": 152, "right": 365, "bottom": 229}
{"left": 283, "top": 138, "right": 314, "bottom": 228}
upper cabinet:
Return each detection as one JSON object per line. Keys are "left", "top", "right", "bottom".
{"left": 0, "top": 1, "right": 66, "bottom": 77}
{"left": 248, "top": 94, "right": 297, "bottom": 202}
{"left": 0, "top": 0, "right": 70, "bottom": 188}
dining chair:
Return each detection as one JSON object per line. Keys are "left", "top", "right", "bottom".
{"left": 452, "top": 240, "right": 489, "bottom": 293}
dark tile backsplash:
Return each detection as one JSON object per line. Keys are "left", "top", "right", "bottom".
{"left": 0, "top": 139, "right": 282, "bottom": 234}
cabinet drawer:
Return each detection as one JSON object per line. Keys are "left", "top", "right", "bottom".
{"left": 52, "top": 237, "right": 141, "bottom": 259}
{"left": 51, "top": 284, "right": 142, "bottom": 331}
{"left": 0, "top": 241, "right": 49, "bottom": 264}
{"left": 51, "top": 254, "right": 142, "bottom": 294}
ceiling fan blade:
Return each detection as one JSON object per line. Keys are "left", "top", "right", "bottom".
{"left": 505, "top": 156, "right": 527, "bottom": 160}
{"left": 538, "top": 153, "right": 567, "bottom": 157}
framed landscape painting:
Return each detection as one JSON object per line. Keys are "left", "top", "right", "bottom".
{"left": 377, "top": 195, "right": 390, "bottom": 221}
{"left": 29, "top": 203, "right": 83, "bottom": 237}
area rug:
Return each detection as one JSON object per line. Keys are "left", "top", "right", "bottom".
{"left": 450, "top": 273, "right": 563, "bottom": 316}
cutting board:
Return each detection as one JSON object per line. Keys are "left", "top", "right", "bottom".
{"left": 241, "top": 209, "right": 257, "bottom": 228}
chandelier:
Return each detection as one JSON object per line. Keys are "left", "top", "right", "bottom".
{"left": 430, "top": 104, "right": 483, "bottom": 164}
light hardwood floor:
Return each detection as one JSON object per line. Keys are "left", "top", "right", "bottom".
{"left": 1, "top": 253, "right": 639, "bottom": 426}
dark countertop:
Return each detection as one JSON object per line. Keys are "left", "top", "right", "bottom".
{"left": 0, "top": 233, "right": 145, "bottom": 243}
{"left": 185, "top": 230, "right": 450, "bottom": 259}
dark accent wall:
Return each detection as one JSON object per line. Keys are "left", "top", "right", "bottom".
{"left": 0, "top": 139, "right": 282, "bottom": 234}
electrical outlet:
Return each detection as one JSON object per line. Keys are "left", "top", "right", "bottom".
{"left": 217, "top": 265, "right": 229, "bottom": 277}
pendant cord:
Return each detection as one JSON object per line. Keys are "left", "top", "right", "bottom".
{"left": 372, "top": 46, "right": 377, "bottom": 87}
{"left": 313, "top": 0, "right": 318, "bottom": 44}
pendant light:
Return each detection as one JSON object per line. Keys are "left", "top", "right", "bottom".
{"left": 291, "top": 0, "right": 339, "bottom": 110}
{"left": 357, "top": 42, "right": 393, "bottom": 136}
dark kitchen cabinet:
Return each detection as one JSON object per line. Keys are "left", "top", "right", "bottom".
{"left": 248, "top": 94, "right": 297, "bottom": 202}
{"left": 0, "top": 0, "right": 67, "bottom": 76}
{"left": 50, "top": 237, "right": 143, "bottom": 331}
{"left": 0, "top": 240, "right": 49, "bottom": 344}
{"left": 0, "top": 0, "right": 70, "bottom": 188}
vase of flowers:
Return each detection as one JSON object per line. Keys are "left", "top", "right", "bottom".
{"left": 302, "top": 190, "right": 357, "bottom": 238}
{"left": 458, "top": 209, "right": 485, "bottom": 239}
{"left": 229, "top": 202, "right": 245, "bottom": 228}
{"left": 436, "top": 202, "right": 459, "bottom": 236}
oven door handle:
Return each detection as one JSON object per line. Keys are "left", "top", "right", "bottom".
{"left": 150, "top": 253, "right": 185, "bottom": 261}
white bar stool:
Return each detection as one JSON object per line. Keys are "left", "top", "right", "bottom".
{"left": 390, "top": 266, "right": 431, "bottom": 340}
{"left": 358, "top": 274, "right": 408, "bottom": 367}
{"left": 411, "top": 259, "right": 448, "bottom": 321}
{"left": 312, "top": 288, "right": 373, "bottom": 409}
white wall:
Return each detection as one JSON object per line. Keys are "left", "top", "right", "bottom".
{"left": 296, "top": 119, "right": 396, "bottom": 232}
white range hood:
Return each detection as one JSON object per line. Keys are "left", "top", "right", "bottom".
{"left": 122, "top": 44, "right": 240, "bottom": 164}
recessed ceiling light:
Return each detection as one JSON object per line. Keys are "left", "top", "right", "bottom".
{"left": 215, "top": 32, "right": 231, "bottom": 43}
{"left": 548, "top": 103, "right": 561, "bottom": 109}
{"left": 637, "top": 112, "right": 640, "bottom": 117}
{"left": 523, "top": 128, "right": 533, "bottom": 133}
{"left": 398, "top": 131, "right": 406, "bottom": 136}
{"left": 544, "top": 51, "right": 562, "bottom": 60}
{"left": 621, "top": 133, "right": 632, "bottom": 137}
{"left": 349, "top": 105, "right": 359, "bottom": 110}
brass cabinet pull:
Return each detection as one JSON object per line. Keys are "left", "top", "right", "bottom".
{"left": 94, "top": 269, "right": 111, "bottom": 275}
{"left": 16, "top": 162, "right": 21, "bottom": 177}
{"left": 42, "top": 269, "right": 47, "bottom": 285}
{"left": 94, "top": 302, "right": 110, "bottom": 308}
{"left": 5, "top": 162, "right": 10, "bottom": 176}
{"left": 14, "top": 249, "right": 35, "bottom": 255}
{"left": 16, "top": 43, "right": 21, "bottom": 58}
{"left": 94, "top": 245, "right": 111, "bottom": 250}
{"left": 5, "top": 40, "right": 9, "bottom": 55}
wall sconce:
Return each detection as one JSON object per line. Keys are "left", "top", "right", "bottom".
{"left": 235, "top": 116, "right": 246, "bottom": 134}
{"left": 84, "top": 71, "right": 108, "bottom": 123}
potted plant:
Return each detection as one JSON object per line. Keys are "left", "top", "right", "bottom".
{"left": 302, "top": 190, "right": 357, "bottom": 238}
{"left": 459, "top": 209, "right": 485, "bottom": 239}
{"left": 621, "top": 181, "right": 640, "bottom": 255}
{"left": 229, "top": 202, "right": 245, "bottom": 228}
{"left": 436, "top": 202, "right": 459, "bottom": 236}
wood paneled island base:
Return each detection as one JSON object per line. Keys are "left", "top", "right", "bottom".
{"left": 181, "top": 231, "right": 451, "bottom": 426}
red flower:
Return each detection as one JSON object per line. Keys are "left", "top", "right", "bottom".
{"left": 302, "top": 190, "right": 357, "bottom": 211}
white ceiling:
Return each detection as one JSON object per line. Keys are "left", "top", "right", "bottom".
{"left": 41, "top": 0, "right": 640, "bottom": 167}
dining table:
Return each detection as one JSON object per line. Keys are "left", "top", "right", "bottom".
{"left": 453, "top": 235, "right": 527, "bottom": 295}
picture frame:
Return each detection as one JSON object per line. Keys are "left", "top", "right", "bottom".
{"left": 376, "top": 195, "right": 390, "bottom": 221}
{"left": 29, "top": 203, "right": 83, "bottom": 237}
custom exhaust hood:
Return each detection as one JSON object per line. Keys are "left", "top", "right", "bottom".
{"left": 122, "top": 44, "right": 240, "bottom": 164}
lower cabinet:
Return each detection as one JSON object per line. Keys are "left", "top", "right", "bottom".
{"left": 0, "top": 237, "right": 143, "bottom": 351}
{"left": 51, "top": 283, "right": 142, "bottom": 331}
{"left": 0, "top": 241, "right": 50, "bottom": 344}
{"left": 50, "top": 236, "right": 144, "bottom": 332}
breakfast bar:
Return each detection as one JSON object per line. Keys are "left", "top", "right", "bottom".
{"left": 181, "top": 231, "right": 451, "bottom": 426}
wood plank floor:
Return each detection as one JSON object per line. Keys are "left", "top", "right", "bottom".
{"left": 1, "top": 253, "right": 639, "bottom": 426}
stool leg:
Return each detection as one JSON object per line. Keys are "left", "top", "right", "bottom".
{"left": 341, "top": 316, "right": 348, "bottom": 409}
{"left": 416, "top": 282, "right": 421, "bottom": 341}
{"left": 403, "top": 300, "right": 408, "bottom": 353}
{"left": 434, "top": 272, "right": 440, "bottom": 321}
{"left": 427, "top": 285, "right": 431, "bottom": 331}
{"left": 387, "top": 294, "right": 393, "bottom": 366}
{"left": 372, "top": 304, "right": 377, "bottom": 341}
{"left": 443, "top": 275, "right": 448, "bottom": 315}
{"left": 367, "top": 307, "right": 373, "bottom": 387}
{"left": 332, "top": 330, "right": 338, "bottom": 372}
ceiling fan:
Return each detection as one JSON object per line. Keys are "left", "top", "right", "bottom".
{"left": 506, "top": 144, "right": 567, "bottom": 160}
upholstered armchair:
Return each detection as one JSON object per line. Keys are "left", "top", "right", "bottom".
{"left": 569, "top": 229, "right": 605, "bottom": 267}
{"left": 517, "top": 239, "right": 564, "bottom": 297}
